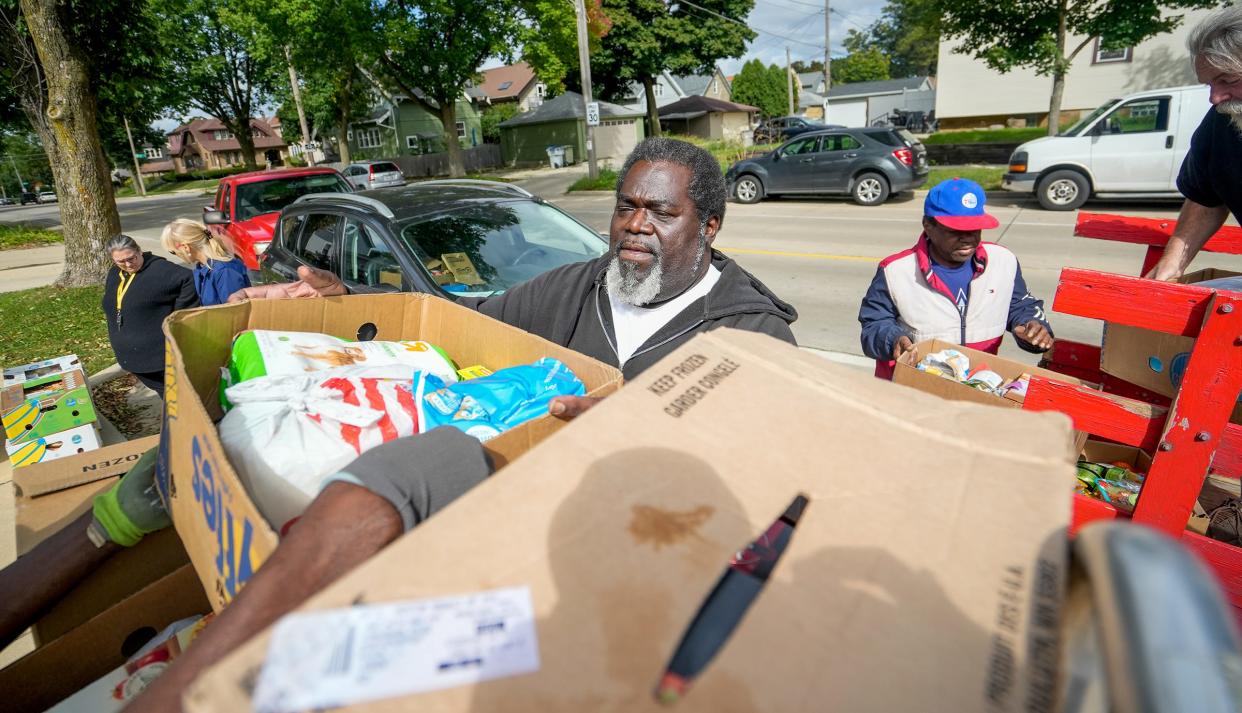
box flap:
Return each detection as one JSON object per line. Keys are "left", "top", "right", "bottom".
{"left": 186, "top": 329, "right": 1073, "bottom": 713}
{"left": 13, "top": 435, "right": 159, "bottom": 498}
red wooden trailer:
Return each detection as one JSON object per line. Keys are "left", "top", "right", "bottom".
{"left": 1027, "top": 212, "right": 1242, "bottom": 621}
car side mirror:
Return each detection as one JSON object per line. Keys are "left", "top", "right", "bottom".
{"left": 203, "top": 210, "right": 230, "bottom": 225}
{"left": 772, "top": 150, "right": 782, "bottom": 161}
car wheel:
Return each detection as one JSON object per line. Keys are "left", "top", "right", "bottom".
{"left": 734, "top": 175, "right": 763, "bottom": 204}
{"left": 852, "top": 173, "right": 889, "bottom": 206}
{"left": 1037, "top": 170, "right": 1089, "bottom": 211}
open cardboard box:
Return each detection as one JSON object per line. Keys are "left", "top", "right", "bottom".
{"left": 159, "top": 293, "right": 623, "bottom": 611}
{"left": 895, "top": 339, "right": 1088, "bottom": 454}
{"left": 0, "top": 565, "right": 210, "bottom": 713}
{"left": 9, "top": 435, "right": 191, "bottom": 645}
{"left": 1101, "top": 268, "right": 1242, "bottom": 424}
{"left": 185, "top": 329, "right": 1075, "bottom": 713}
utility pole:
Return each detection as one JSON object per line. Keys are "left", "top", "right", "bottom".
{"left": 574, "top": 0, "right": 599, "bottom": 180}
{"left": 284, "top": 46, "right": 317, "bottom": 166}
{"left": 786, "top": 46, "right": 795, "bottom": 116}
{"left": 123, "top": 116, "right": 146, "bottom": 197}
{"left": 10, "top": 155, "right": 24, "bottom": 192}
{"left": 823, "top": 0, "right": 831, "bottom": 95}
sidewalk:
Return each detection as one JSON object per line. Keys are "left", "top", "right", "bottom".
{"left": 0, "top": 227, "right": 170, "bottom": 294}
{"left": 497, "top": 163, "right": 587, "bottom": 199}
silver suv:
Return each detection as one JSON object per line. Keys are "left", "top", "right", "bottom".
{"left": 342, "top": 161, "right": 405, "bottom": 191}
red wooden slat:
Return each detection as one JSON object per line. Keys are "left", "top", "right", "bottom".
{"left": 1046, "top": 339, "right": 1100, "bottom": 370}
{"left": 1054, "top": 268, "right": 1214, "bottom": 337}
{"left": 1211, "top": 423, "right": 1242, "bottom": 479}
{"left": 1180, "top": 531, "right": 1242, "bottom": 612}
{"left": 1132, "top": 294, "right": 1242, "bottom": 535}
{"left": 1024, "top": 376, "right": 1167, "bottom": 450}
{"left": 1069, "top": 492, "right": 1120, "bottom": 533}
{"left": 1076, "top": 212, "right": 1242, "bottom": 255}
{"left": 1100, "top": 375, "right": 1172, "bottom": 406}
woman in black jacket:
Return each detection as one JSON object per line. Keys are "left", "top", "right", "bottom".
{"left": 101, "top": 234, "right": 199, "bottom": 398}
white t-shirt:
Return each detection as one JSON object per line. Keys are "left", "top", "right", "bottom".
{"left": 608, "top": 266, "right": 722, "bottom": 365}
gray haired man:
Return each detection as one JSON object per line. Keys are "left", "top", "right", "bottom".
{"left": 1148, "top": 4, "right": 1242, "bottom": 282}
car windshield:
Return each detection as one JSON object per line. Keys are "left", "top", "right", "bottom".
{"left": 395, "top": 199, "right": 607, "bottom": 298}
{"left": 1062, "top": 99, "right": 1120, "bottom": 137}
{"left": 234, "top": 174, "right": 352, "bottom": 221}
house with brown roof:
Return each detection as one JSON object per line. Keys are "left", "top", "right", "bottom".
{"left": 138, "top": 139, "right": 175, "bottom": 175}
{"left": 166, "top": 117, "right": 289, "bottom": 173}
{"left": 478, "top": 62, "right": 546, "bottom": 112}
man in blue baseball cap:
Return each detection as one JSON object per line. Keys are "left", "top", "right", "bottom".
{"left": 858, "top": 178, "right": 1054, "bottom": 379}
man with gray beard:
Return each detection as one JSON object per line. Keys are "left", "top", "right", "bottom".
{"left": 1148, "top": 4, "right": 1242, "bottom": 281}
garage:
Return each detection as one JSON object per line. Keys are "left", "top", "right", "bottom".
{"left": 826, "top": 99, "right": 868, "bottom": 128}
{"left": 593, "top": 119, "right": 642, "bottom": 161}
{"left": 500, "top": 91, "right": 645, "bottom": 167}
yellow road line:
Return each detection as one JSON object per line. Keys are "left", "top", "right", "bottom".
{"left": 718, "top": 247, "right": 880, "bottom": 262}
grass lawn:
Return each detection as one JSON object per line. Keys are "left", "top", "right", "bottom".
{"left": 568, "top": 168, "right": 619, "bottom": 192}
{"left": 0, "top": 224, "right": 63, "bottom": 250}
{"left": 116, "top": 178, "right": 219, "bottom": 198}
{"left": 923, "top": 128, "right": 1048, "bottom": 145}
{"left": 0, "top": 285, "right": 114, "bottom": 375}
{"left": 926, "top": 166, "right": 1007, "bottom": 191}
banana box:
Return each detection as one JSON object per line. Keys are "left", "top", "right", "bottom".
{"left": 3, "top": 353, "right": 83, "bottom": 386}
{"left": 3, "top": 370, "right": 98, "bottom": 447}
{"left": 6, "top": 423, "right": 102, "bottom": 468}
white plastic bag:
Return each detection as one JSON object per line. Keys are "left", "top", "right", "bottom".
{"left": 217, "top": 365, "right": 424, "bottom": 531}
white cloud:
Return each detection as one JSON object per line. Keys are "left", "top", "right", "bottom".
{"left": 717, "top": 0, "right": 882, "bottom": 74}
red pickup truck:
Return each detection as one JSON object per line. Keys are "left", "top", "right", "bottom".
{"left": 202, "top": 167, "right": 353, "bottom": 273}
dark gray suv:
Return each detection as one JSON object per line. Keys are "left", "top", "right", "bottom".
{"left": 726, "top": 128, "right": 929, "bottom": 206}
{"left": 260, "top": 180, "right": 607, "bottom": 296}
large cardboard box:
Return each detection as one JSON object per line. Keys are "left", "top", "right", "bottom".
{"left": 894, "top": 338, "right": 1083, "bottom": 409}
{"left": 185, "top": 329, "right": 1075, "bottom": 713}
{"left": 159, "top": 294, "right": 624, "bottom": 611}
{"left": 2, "top": 353, "right": 83, "bottom": 387}
{"left": 6, "top": 423, "right": 104, "bottom": 469}
{"left": 0, "top": 565, "right": 211, "bottom": 713}
{"left": 1100, "top": 268, "right": 1242, "bottom": 423}
{"left": 10, "top": 435, "right": 190, "bottom": 645}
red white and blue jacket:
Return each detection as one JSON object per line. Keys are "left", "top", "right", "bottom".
{"left": 858, "top": 234, "right": 1051, "bottom": 379}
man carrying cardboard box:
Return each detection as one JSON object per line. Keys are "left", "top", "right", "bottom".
{"left": 229, "top": 137, "right": 799, "bottom": 392}
{"left": 1147, "top": 5, "right": 1242, "bottom": 283}
{"left": 858, "top": 178, "right": 1055, "bottom": 379}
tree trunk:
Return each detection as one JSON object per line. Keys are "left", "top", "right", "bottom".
{"left": 235, "top": 120, "right": 259, "bottom": 169}
{"left": 1047, "top": 0, "right": 1068, "bottom": 136}
{"left": 336, "top": 72, "right": 353, "bottom": 165}
{"left": 440, "top": 100, "right": 465, "bottom": 178}
{"left": 19, "top": 0, "right": 121, "bottom": 287}
{"left": 642, "top": 76, "right": 661, "bottom": 138}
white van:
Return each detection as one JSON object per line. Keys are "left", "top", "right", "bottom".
{"left": 1002, "top": 85, "right": 1210, "bottom": 210}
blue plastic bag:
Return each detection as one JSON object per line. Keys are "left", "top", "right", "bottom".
{"left": 415, "top": 358, "right": 586, "bottom": 441}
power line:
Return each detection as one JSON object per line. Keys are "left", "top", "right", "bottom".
{"left": 676, "top": 0, "right": 826, "bottom": 50}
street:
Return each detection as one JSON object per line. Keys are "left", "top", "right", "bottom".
{"left": 5, "top": 185, "right": 1242, "bottom": 364}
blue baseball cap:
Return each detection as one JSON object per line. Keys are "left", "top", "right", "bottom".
{"left": 924, "top": 178, "right": 999, "bottom": 231}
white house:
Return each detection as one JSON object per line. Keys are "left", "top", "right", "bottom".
{"left": 615, "top": 68, "right": 732, "bottom": 113}
{"left": 935, "top": 8, "right": 1213, "bottom": 129}
{"left": 824, "top": 77, "right": 935, "bottom": 127}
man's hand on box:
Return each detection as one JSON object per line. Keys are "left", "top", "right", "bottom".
{"left": 227, "top": 265, "right": 347, "bottom": 304}
{"left": 88, "top": 448, "right": 170, "bottom": 547}
{"left": 548, "top": 395, "right": 602, "bottom": 421}
{"left": 1014, "top": 321, "right": 1054, "bottom": 351}
{"left": 892, "top": 335, "right": 915, "bottom": 361}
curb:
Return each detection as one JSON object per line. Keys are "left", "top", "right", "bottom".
{"left": 87, "top": 363, "right": 126, "bottom": 388}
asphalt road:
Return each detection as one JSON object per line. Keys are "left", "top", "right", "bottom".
{"left": 6, "top": 187, "right": 1242, "bottom": 364}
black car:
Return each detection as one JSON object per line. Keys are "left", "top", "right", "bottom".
{"left": 752, "top": 116, "right": 842, "bottom": 144}
{"left": 725, "top": 128, "right": 929, "bottom": 206}
{"left": 260, "top": 180, "right": 609, "bottom": 296}
{"left": 19, "top": 191, "right": 37, "bottom": 206}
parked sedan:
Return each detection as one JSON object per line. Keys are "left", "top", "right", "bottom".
{"left": 342, "top": 161, "right": 406, "bottom": 191}
{"left": 726, "top": 128, "right": 929, "bottom": 206}
{"left": 37, "top": 191, "right": 57, "bottom": 204}
{"left": 261, "top": 180, "right": 608, "bottom": 297}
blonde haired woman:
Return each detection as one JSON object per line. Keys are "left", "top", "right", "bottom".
{"left": 160, "top": 219, "right": 251, "bottom": 306}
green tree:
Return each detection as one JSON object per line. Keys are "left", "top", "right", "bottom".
{"left": 518, "top": 0, "right": 611, "bottom": 94}
{"left": 732, "top": 59, "right": 795, "bottom": 118}
{"left": 0, "top": 0, "right": 166, "bottom": 285}
{"left": 247, "top": 0, "right": 376, "bottom": 166}
{"left": 591, "top": 0, "right": 756, "bottom": 137}
{"left": 373, "top": 0, "right": 527, "bottom": 177}
{"left": 155, "top": 0, "right": 275, "bottom": 168}
{"left": 0, "top": 130, "right": 54, "bottom": 197}
{"left": 791, "top": 59, "right": 824, "bottom": 74}
{"left": 831, "top": 47, "right": 891, "bottom": 84}
{"left": 481, "top": 103, "right": 520, "bottom": 144}
{"left": 938, "top": 0, "right": 1220, "bottom": 135}
{"left": 848, "top": 0, "right": 940, "bottom": 79}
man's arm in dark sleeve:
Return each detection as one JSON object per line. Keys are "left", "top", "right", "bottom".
{"left": 1006, "top": 262, "right": 1053, "bottom": 353}
{"left": 858, "top": 268, "right": 909, "bottom": 360}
